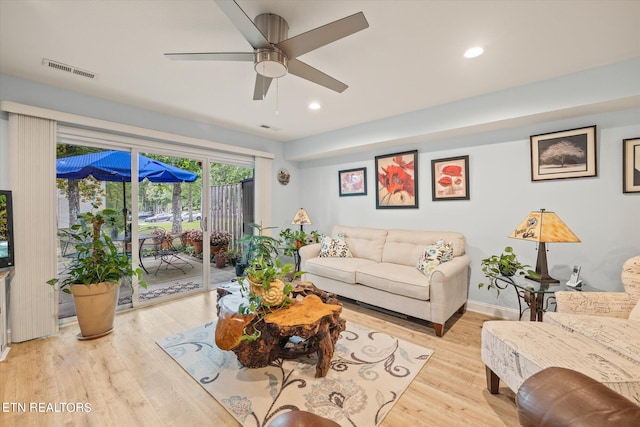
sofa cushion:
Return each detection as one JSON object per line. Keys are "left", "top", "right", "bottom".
{"left": 318, "top": 234, "right": 353, "bottom": 258}
{"left": 355, "top": 262, "right": 430, "bottom": 300}
{"left": 545, "top": 312, "right": 640, "bottom": 364}
{"left": 382, "top": 229, "right": 466, "bottom": 267}
{"left": 331, "top": 225, "right": 388, "bottom": 262}
{"left": 304, "top": 257, "right": 377, "bottom": 284}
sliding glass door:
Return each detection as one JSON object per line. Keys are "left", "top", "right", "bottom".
{"left": 53, "top": 125, "right": 261, "bottom": 322}
{"left": 133, "top": 152, "right": 205, "bottom": 304}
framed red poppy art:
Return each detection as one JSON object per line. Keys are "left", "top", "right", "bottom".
{"left": 431, "top": 155, "right": 470, "bottom": 201}
{"left": 375, "top": 150, "right": 418, "bottom": 208}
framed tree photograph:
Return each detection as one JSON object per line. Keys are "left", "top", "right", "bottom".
{"left": 431, "top": 155, "right": 470, "bottom": 201}
{"left": 530, "top": 125, "right": 597, "bottom": 181}
{"left": 338, "top": 167, "right": 367, "bottom": 196}
{"left": 375, "top": 150, "right": 418, "bottom": 208}
{"left": 623, "top": 137, "right": 640, "bottom": 193}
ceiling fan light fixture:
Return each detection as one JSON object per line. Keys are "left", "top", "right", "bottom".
{"left": 255, "top": 48, "right": 288, "bottom": 78}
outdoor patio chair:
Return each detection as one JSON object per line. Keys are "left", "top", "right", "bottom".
{"left": 153, "top": 234, "right": 193, "bottom": 276}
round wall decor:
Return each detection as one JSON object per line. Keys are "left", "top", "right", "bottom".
{"left": 277, "top": 168, "right": 290, "bottom": 185}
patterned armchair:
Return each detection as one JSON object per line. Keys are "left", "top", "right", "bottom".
{"left": 554, "top": 255, "right": 640, "bottom": 319}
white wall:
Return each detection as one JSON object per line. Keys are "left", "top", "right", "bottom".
{"left": 2, "top": 73, "right": 639, "bottom": 316}
{"left": 298, "top": 109, "right": 640, "bottom": 312}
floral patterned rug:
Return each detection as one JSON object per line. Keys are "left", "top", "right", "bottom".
{"left": 157, "top": 321, "right": 433, "bottom": 427}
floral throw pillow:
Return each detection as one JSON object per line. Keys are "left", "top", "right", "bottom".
{"left": 319, "top": 233, "right": 353, "bottom": 258}
{"left": 416, "top": 239, "right": 454, "bottom": 277}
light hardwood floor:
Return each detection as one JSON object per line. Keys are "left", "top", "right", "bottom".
{"left": 0, "top": 290, "right": 518, "bottom": 426}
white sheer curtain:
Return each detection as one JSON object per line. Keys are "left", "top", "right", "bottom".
{"left": 8, "top": 113, "right": 58, "bottom": 341}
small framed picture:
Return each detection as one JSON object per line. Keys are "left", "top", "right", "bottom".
{"left": 623, "top": 137, "right": 640, "bottom": 193}
{"left": 375, "top": 150, "right": 418, "bottom": 209}
{"left": 530, "top": 125, "right": 597, "bottom": 181}
{"left": 338, "top": 167, "right": 367, "bottom": 197}
{"left": 431, "top": 155, "right": 470, "bottom": 201}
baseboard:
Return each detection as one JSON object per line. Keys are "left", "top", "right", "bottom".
{"left": 466, "top": 300, "right": 520, "bottom": 321}
{"left": 0, "top": 345, "right": 10, "bottom": 362}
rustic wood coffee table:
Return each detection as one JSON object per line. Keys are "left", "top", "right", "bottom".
{"left": 215, "top": 282, "right": 345, "bottom": 378}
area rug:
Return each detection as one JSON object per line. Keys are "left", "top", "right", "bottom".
{"left": 157, "top": 321, "right": 433, "bottom": 427}
{"left": 119, "top": 282, "right": 203, "bottom": 304}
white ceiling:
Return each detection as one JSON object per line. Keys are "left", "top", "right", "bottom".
{"left": 1, "top": 1, "right": 639, "bottom": 143}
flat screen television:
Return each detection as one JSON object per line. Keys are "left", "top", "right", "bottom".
{"left": 0, "top": 190, "right": 15, "bottom": 269}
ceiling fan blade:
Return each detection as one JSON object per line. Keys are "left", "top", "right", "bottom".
{"left": 165, "top": 52, "right": 254, "bottom": 61}
{"left": 214, "top": 0, "right": 271, "bottom": 49}
{"left": 253, "top": 74, "right": 273, "bottom": 100}
{"left": 277, "top": 12, "right": 368, "bottom": 59}
{"left": 287, "top": 59, "right": 348, "bottom": 93}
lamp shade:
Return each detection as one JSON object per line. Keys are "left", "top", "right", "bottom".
{"left": 509, "top": 209, "right": 580, "bottom": 243}
{"left": 291, "top": 208, "right": 312, "bottom": 225}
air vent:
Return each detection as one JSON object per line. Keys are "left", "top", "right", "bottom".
{"left": 42, "top": 58, "right": 97, "bottom": 79}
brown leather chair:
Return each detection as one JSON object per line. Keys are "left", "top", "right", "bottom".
{"left": 267, "top": 410, "right": 340, "bottom": 427}
{"left": 516, "top": 367, "right": 640, "bottom": 427}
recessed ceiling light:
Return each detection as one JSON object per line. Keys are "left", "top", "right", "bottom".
{"left": 308, "top": 102, "right": 321, "bottom": 110}
{"left": 464, "top": 47, "right": 484, "bottom": 59}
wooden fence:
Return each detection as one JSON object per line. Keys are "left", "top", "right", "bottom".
{"left": 210, "top": 183, "right": 243, "bottom": 248}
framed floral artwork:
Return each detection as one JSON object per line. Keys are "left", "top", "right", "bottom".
{"left": 375, "top": 150, "right": 418, "bottom": 208}
{"left": 431, "top": 155, "right": 469, "bottom": 201}
{"left": 623, "top": 137, "right": 640, "bottom": 193}
{"left": 530, "top": 125, "right": 597, "bottom": 181}
{"left": 339, "top": 167, "right": 367, "bottom": 197}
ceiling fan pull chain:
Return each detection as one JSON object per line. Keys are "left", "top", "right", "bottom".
{"left": 275, "top": 78, "right": 279, "bottom": 117}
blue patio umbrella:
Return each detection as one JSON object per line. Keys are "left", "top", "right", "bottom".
{"left": 57, "top": 150, "right": 198, "bottom": 235}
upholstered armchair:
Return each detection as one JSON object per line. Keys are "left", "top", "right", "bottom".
{"left": 553, "top": 255, "right": 640, "bottom": 319}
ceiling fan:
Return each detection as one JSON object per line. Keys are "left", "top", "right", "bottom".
{"left": 165, "top": 0, "right": 369, "bottom": 100}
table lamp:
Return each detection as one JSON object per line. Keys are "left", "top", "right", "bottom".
{"left": 291, "top": 208, "right": 312, "bottom": 231}
{"left": 509, "top": 209, "right": 580, "bottom": 284}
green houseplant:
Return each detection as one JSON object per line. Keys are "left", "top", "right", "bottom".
{"left": 279, "top": 227, "right": 320, "bottom": 257}
{"left": 47, "top": 207, "right": 146, "bottom": 339}
{"left": 478, "top": 246, "right": 538, "bottom": 294}
{"left": 237, "top": 256, "right": 303, "bottom": 341}
{"left": 236, "top": 222, "right": 281, "bottom": 276}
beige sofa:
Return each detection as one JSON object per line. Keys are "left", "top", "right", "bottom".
{"left": 299, "top": 225, "right": 470, "bottom": 336}
{"left": 482, "top": 255, "right": 640, "bottom": 404}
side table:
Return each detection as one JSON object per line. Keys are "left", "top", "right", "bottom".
{"left": 494, "top": 276, "right": 600, "bottom": 321}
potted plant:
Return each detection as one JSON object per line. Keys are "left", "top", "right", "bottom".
{"left": 210, "top": 230, "right": 232, "bottom": 254}
{"left": 279, "top": 227, "right": 320, "bottom": 257}
{"left": 478, "top": 246, "right": 538, "bottom": 294}
{"left": 214, "top": 249, "right": 226, "bottom": 268}
{"left": 237, "top": 256, "right": 303, "bottom": 341}
{"left": 47, "top": 207, "right": 146, "bottom": 339}
{"left": 236, "top": 222, "right": 281, "bottom": 276}
{"left": 180, "top": 230, "right": 192, "bottom": 247}
{"left": 188, "top": 229, "right": 203, "bottom": 254}
{"left": 152, "top": 228, "right": 173, "bottom": 249}
{"left": 224, "top": 246, "right": 241, "bottom": 264}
